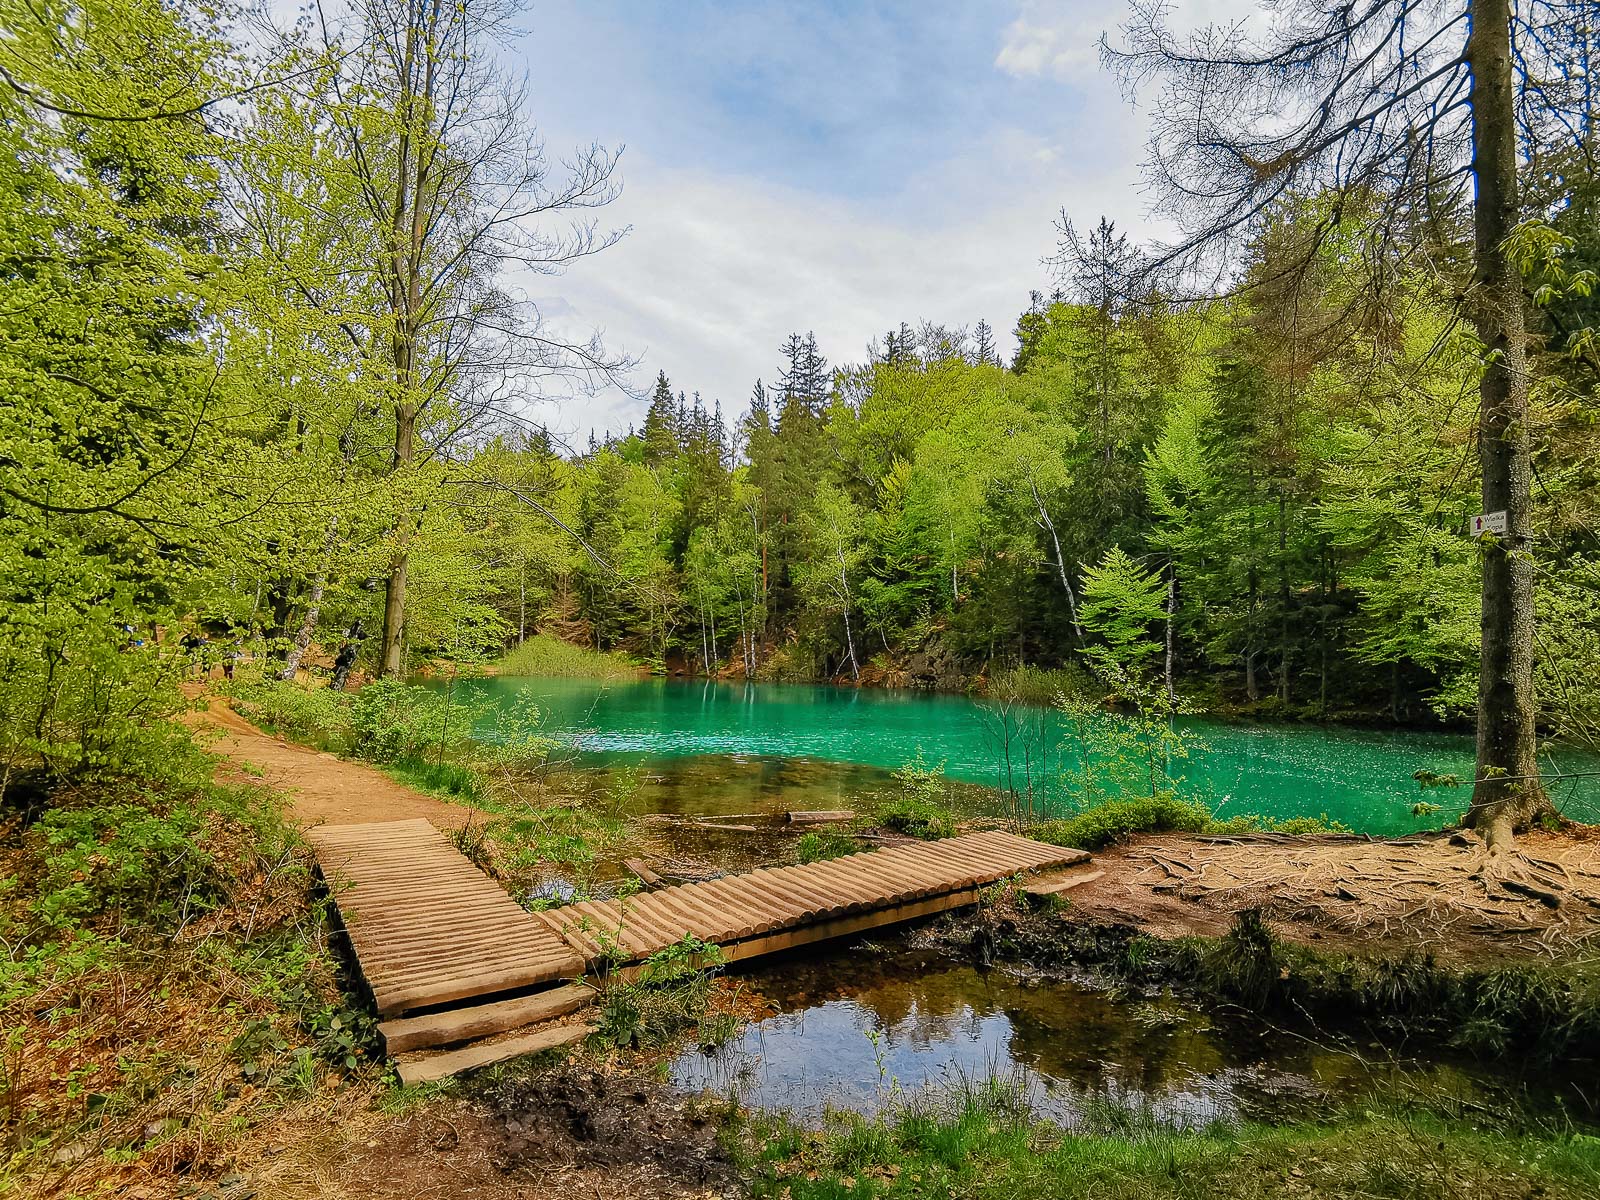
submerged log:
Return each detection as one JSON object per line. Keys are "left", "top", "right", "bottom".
{"left": 623, "top": 858, "right": 663, "bottom": 888}
{"left": 784, "top": 810, "right": 855, "bottom": 825}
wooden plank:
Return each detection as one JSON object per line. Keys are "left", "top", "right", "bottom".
{"left": 307, "top": 818, "right": 585, "bottom": 1015}
{"left": 1023, "top": 868, "right": 1104, "bottom": 898}
{"left": 545, "top": 831, "right": 1090, "bottom": 973}
{"left": 394, "top": 1021, "right": 593, "bottom": 1085}
{"left": 380, "top": 983, "right": 595, "bottom": 1054}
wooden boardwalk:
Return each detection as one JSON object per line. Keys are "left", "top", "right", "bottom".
{"left": 535, "top": 829, "right": 1086, "bottom": 969}
{"left": 306, "top": 819, "right": 585, "bottom": 1016}
{"left": 308, "top": 819, "right": 1089, "bottom": 1078}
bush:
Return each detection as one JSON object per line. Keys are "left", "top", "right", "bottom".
{"left": 796, "top": 828, "right": 860, "bottom": 863}
{"left": 19, "top": 783, "right": 283, "bottom": 938}
{"left": 228, "top": 680, "right": 350, "bottom": 750}
{"left": 596, "top": 935, "right": 726, "bottom": 1048}
{"left": 347, "top": 678, "right": 478, "bottom": 763}
{"left": 1034, "top": 794, "right": 1213, "bottom": 851}
{"left": 496, "top": 634, "right": 638, "bottom": 680}
{"left": 985, "top": 662, "right": 1094, "bottom": 706}
{"left": 874, "top": 754, "right": 959, "bottom": 839}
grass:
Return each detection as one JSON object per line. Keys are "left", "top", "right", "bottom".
{"left": 495, "top": 633, "right": 639, "bottom": 680}
{"left": 592, "top": 935, "right": 737, "bottom": 1050}
{"left": 984, "top": 662, "right": 1096, "bottom": 706}
{"left": 797, "top": 827, "right": 862, "bottom": 863}
{"left": 960, "top": 903, "right": 1600, "bottom": 1067}
{"left": 1032, "top": 795, "right": 1352, "bottom": 852}
{"left": 732, "top": 1076, "right": 1600, "bottom": 1200}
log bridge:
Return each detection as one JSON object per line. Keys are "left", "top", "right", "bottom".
{"left": 306, "top": 818, "right": 1091, "bottom": 1084}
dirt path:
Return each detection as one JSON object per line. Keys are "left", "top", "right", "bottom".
{"left": 186, "top": 696, "right": 470, "bottom": 831}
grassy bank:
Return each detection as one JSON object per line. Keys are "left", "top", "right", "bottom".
{"left": 495, "top": 634, "right": 640, "bottom": 680}
{"left": 732, "top": 1079, "right": 1600, "bottom": 1199}
{"left": 0, "top": 756, "right": 384, "bottom": 1193}
{"left": 936, "top": 900, "right": 1600, "bottom": 1068}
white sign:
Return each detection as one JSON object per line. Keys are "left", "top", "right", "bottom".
{"left": 1470, "top": 510, "right": 1508, "bottom": 538}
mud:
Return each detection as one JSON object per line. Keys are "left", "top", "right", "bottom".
{"left": 247, "top": 1062, "right": 737, "bottom": 1200}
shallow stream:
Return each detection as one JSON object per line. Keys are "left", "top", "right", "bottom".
{"left": 670, "top": 934, "right": 1597, "bottom": 1129}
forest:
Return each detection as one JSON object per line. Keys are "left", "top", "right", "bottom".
{"left": 0, "top": 0, "right": 1590, "bottom": 797}
{"left": 439, "top": 201, "right": 1600, "bottom": 746}
{"left": 7, "top": 0, "right": 1600, "bottom": 1197}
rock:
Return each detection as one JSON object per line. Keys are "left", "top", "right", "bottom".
{"left": 51, "top": 1142, "right": 88, "bottom": 1166}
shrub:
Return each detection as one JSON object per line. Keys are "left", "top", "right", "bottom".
{"left": 347, "top": 678, "right": 478, "bottom": 764}
{"left": 1034, "top": 794, "right": 1212, "bottom": 851}
{"left": 228, "top": 680, "right": 350, "bottom": 750}
{"left": 796, "top": 828, "right": 860, "bottom": 863}
{"left": 20, "top": 784, "right": 282, "bottom": 937}
{"left": 496, "top": 634, "right": 637, "bottom": 680}
{"left": 874, "top": 753, "right": 959, "bottom": 839}
{"left": 985, "top": 662, "right": 1095, "bottom": 706}
{"left": 596, "top": 935, "right": 726, "bottom": 1048}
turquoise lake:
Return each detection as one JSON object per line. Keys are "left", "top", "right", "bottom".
{"left": 444, "top": 675, "right": 1600, "bottom": 835}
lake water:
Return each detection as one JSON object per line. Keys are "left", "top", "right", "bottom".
{"left": 446, "top": 675, "right": 1600, "bottom": 835}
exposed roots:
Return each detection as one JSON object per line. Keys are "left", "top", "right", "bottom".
{"left": 1112, "top": 826, "right": 1600, "bottom": 958}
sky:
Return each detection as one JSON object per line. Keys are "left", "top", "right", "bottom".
{"left": 506, "top": 0, "right": 1259, "bottom": 442}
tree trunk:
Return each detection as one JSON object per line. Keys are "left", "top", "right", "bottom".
{"left": 1031, "top": 480, "right": 1084, "bottom": 646}
{"left": 1464, "top": 0, "right": 1550, "bottom": 843}
{"left": 1164, "top": 565, "right": 1176, "bottom": 701}
{"left": 281, "top": 515, "right": 340, "bottom": 682}
{"left": 379, "top": 404, "right": 417, "bottom": 677}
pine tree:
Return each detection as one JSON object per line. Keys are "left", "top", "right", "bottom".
{"left": 973, "top": 319, "right": 998, "bottom": 366}
{"left": 641, "top": 371, "right": 678, "bottom": 463}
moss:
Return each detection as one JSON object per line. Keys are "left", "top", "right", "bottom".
{"left": 1033, "top": 795, "right": 1213, "bottom": 851}
{"left": 1031, "top": 797, "right": 1351, "bottom": 852}
{"left": 797, "top": 827, "right": 861, "bottom": 863}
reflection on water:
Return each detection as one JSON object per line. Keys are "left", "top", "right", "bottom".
{"left": 671, "top": 937, "right": 1592, "bottom": 1128}
{"left": 449, "top": 675, "right": 1600, "bottom": 834}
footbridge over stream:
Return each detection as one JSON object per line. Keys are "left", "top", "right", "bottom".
{"left": 307, "top": 818, "right": 1091, "bottom": 1083}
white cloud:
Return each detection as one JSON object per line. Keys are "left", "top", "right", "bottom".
{"left": 995, "top": 6, "right": 1100, "bottom": 81}
{"left": 520, "top": 133, "right": 1162, "bottom": 442}
{"left": 995, "top": 0, "right": 1268, "bottom": 82}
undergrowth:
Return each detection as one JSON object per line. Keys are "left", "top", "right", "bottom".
{"left": 593, "top": 935, "right": 737, "bottom": 1050}
{"left": 949, "top": 903, "right": 1600, "bottom": 1067}
{"left": 798, "top": 827, "right": 861, "bottom": 863}
{"left": 1033, "top": 796, "right": 1351, "bottom": 851}
{"left": 0, "top": 756, "right": 380, "bottom": 1193}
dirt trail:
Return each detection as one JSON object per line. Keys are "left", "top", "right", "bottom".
{"left": 186, "top": 696, "right": 470, "bottom": 831}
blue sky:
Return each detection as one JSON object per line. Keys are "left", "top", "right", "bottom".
{"left": 505, "top": 1, "right": 1255, "bottom": 440}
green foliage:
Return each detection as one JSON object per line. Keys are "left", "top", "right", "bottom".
{"left": 872, "top": 755, "right": 959, "bottom": 839}
{"left": 796, "top": 828, "right": 860, "bottom": 863}
{"left": 18, "top": 783, "right": 282, "bottom": 937}
{"left": 739, "top": 1087, "right": 1600, "bottom": 1200}
{"left": 988, "top": 907, "right": 1600, "bottom": 1068}
{"left": 595, "top": 935, "right": 728, "bottom": 1049}
{"left": 985, "top": 663, "right": 1095, "bottom": 706}
{"left": 1054, "top": 668, "right": 1209, "bottom": 808}
{"left": 496, "top": 634, "right": 639, "bottom": 680}
{"left": 1034, "top": 795, "right": 1213, "bottom": 851}
{"left": 1078, "top": 547, "right": 1168, "bottom": 679}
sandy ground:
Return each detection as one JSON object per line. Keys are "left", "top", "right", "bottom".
{"left": 185, "top": 696, "right": 470, "bottom": 831}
